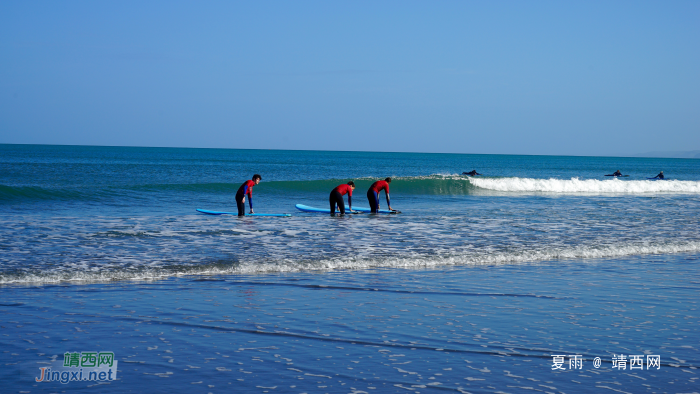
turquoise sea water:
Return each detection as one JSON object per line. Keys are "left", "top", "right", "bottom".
{"left": 1, "top": 144, "right": 699, "bottom": 392}
{"left": 1, "top": 144, "right": 700, "bottom": 284}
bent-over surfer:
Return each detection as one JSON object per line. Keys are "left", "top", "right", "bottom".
{"left": 607, "top": 170, "right": 623, "bottom": 177}
{"left": 330, "top": 181, "right": 355, "bottom": 216}
{"left": 463, "top": 170, "right": 481, "bottom": 176}
{"left": 367, "top": 177, "right": 394, "bottom": 213}
{"left": 651, "top": 171, "right": 664, "bottom": 179}
{"left": 235, "top": 174, "right": 261, "bottom": 216}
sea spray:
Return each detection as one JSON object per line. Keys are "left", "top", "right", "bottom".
{"left": 3, "top": 239, "right": 699, "bottom": 285}
{"left": 469, "top": 177, "right": 700, "bottom": 194}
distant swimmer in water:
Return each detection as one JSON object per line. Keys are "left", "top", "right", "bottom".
{"left": 462, "top": 170, "right": 482, "bottom": 176}
{"left": 330, "top": 181, "right": 355, "bottom": 216}
{"left": 235, "top": 174, "right": 261, "bottom": 216}
{"left": 367, "top": 177, "right": 394, "bottom": 213}
{"left": 651, "top": 171, "right": 664, "bottom": 179}
{"left": 605, "top": 170, "right": 625, "bottom": 177}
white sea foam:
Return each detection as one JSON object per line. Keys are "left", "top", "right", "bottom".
{"left": 469, "top": 177, "right": 700, "bottom": 194}
{"left": 3, "top": 240, "right": 699, "bottom": 285}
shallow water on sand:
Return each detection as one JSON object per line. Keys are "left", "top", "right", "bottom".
{"left": 3, "top": 253, "right": 699, "bottom": 393}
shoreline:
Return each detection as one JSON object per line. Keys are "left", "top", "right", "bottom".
{"left": 3, "top": 253, "right": 698, "bottom": 392}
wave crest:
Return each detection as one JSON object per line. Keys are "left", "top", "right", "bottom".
{"left": 3, "top": 176, "right": 700, "bottom": 204}
{"left": 2, "top": 240, "right": 699, "bottom": 285}
{"left": 469, "top": 177, "right": 700, "bottom": 194}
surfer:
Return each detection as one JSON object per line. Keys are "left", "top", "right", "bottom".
{"left": 367, "top": 177, "right": 394, "bottom": 213}
{"left": 606, "top": 170, "right": 623, "bottom": 177}
{"left": 462, "top": 170, "right": 481, "bottom": 176}
{"left": 330, "top": 181, "right": 355, "bottom": 216}
{"left": 235, "top": 174, "right": 261, "bottom": 216}
{"left": 651, "top": 171, "right": 664, "bottom": 179}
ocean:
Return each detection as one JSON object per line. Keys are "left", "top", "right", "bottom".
{"left": 1, "top": 144, "right": 698, "bottom": 393}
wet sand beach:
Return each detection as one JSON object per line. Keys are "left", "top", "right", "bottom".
{"left": 4, "top": 252, "right": 699, "bottom": 393}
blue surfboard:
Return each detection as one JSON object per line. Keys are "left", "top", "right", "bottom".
{"left": 295, "top": 204, "right": 399, "bottom": 214}
{"left": 196, "top": 209, "right": 291, "bottom": 217}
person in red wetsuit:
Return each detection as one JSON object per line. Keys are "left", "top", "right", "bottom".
{"left": 330, "top": 181, "right": 355, "bottom": 216}
{"left": 367, "top": 177, "right": 393, "bottom": 213}
{"left": 235, "top": 174, "right": 261, "bottom": 216}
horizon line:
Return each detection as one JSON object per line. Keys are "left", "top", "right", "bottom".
{"left": 0, "top": 142, "right": 698, "bottom": 160}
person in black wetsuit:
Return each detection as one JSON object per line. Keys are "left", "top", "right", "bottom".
{"left": 612, "top": 170, "right": 622, "bottom": 177}
{"left": 462, "top": 170, "right": 481, "bottom": 176}
{"left": 653, "top": 171, "right": 664, "bottom": 179}
{"left": 235, "top": 174, "right": 261, "bottom": 216}
{"left": 330, "top": 181, "right": 355, "bottom": 216}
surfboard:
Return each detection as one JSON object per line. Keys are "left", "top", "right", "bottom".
{"left": 295, "top": 204, "right": 400, "bottom": 214}
{"left": 647, "top": 177, "right": 666, "bottom": 180}
{"left": 196, "top": 209, "right": 291, "bottom": 217}
{"left": 604, "top": 175, "right": 630, "bottom": 177}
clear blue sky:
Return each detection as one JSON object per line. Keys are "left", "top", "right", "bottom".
{"left": 1, "top": 1, "right": 698, "bottom": 156}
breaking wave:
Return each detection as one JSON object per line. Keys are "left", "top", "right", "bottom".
{"left": 2, "top": 240, "right": 699, "bottom": 285}
{"left": 4, "top": 176, "right": 700, "bottom": 204}
{"left": 469, "top": 177, "right": 700, "bottom": 194}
